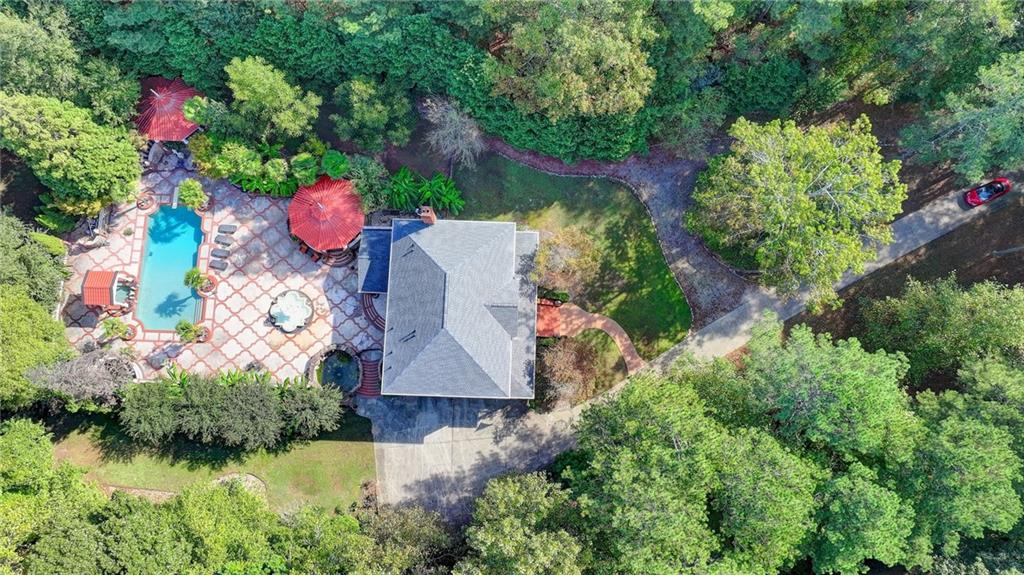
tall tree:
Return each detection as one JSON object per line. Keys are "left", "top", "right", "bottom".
{"left": 568, "top": 374, "right": 723, "bottom": 574}
{"left": 903, "top": 51, "right": 1024, "bottom": 182}
{"left": 0, "top": 213, "right": 69, "bottom": 312}
{"left": 481, "top": 0, "right": 658, "bottom": 120}
{"left": 331, "top": 75, "right": 414, "bottom": 152}
{"left": 455, "top": 473, "right": 583, "bottom": 575}
{"left": 712, "top": 428, "right": 822, "bottom": 575}
{"left": 811, "top": 463, "right": 914, "bottom": 575}
{"left": 0, "top": 93, "right": 140, "bottom": 215}
{"left": 744, "top": 318, "right": 919, "bottom": 463}
{"left": 862, "top": 276, "right": 1024, "bottom": 383}
{"left": 222, "top": 56, "right": 321, "bottom": 144}
{"left": 0, "top": 286, "right": 73, "bottom": 411}
{"left": 687, "top": 116, "right": 905, "bottom": 308}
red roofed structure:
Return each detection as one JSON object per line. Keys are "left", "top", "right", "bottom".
{"left": 135, "top": 77, "right": 201, "bottom": 142}
{"left": 82, "top": 270, "right": 119, "bottom": 307}
{"left": 288, "top": 176, "right": 365, "bottom": 254}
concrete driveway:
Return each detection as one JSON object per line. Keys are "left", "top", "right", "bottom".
{"left": 356, "top": 396, "right": 578, "bottom": 522}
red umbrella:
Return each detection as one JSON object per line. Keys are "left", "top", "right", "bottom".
{"left": 135, "top": 77, "right": 201, "bottom": 141}
{"left": 288, "top": 176, "right": 365, "bottom": 252}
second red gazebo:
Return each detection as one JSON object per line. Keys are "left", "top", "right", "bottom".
{"left": 288, "top": 176, "right": 365, "bottom": 261}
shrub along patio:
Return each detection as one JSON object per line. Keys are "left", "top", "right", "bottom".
{"left": 51, "top": 413, "right": 375, "bottom": 513}
{"left": 389, "top": 136, "right": 691, "bottom": 359}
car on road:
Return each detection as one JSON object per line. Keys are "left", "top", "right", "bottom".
{"left": 964, "top": 178, "right": 1011, "bottom": 207}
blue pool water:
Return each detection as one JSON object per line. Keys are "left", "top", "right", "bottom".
{"left": 136, "top": 205, "right": 203, "bottom": 330}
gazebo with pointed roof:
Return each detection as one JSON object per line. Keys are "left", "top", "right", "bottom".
{"left": 288, "top": 176, "right": 365, "bottom": 256}
{"left": 135, "top": 77, "right": 201, "bottom": 142}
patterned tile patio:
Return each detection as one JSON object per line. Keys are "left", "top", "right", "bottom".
{"left": 62, "top": 168, "right": 382, "bottom": 381}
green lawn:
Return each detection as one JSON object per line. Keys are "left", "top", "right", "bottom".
{"left": 453, "top": 153, "right": 692, "bottom": 358}
{"left": 52, "top": 414, "right": 375, "bottom": 513}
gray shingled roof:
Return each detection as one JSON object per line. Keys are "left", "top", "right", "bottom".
{"left": 357, "top": 227, "right": 392, "bottom": 294}
{"left": 381, "top": 219, "right": 538, "bottom": 399}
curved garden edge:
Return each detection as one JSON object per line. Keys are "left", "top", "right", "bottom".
{"left": 482, "top": 136, "right": 756, "bottom": 330}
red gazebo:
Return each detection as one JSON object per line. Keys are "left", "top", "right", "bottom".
{"left": 288, "top": 176, "right": 365, "bottom": 261}
{"left": 135, "top": 77, "right": 201, "bottom": 142}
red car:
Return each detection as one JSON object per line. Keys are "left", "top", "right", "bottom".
{"left": 964, "top": 178, "right": 1011, "bottom": 207}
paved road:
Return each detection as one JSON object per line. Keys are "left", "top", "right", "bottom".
{"left": 651, "top": 187, "right": 1015, "bottom": 368}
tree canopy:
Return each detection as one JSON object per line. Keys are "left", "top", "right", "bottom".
{"left": 687, "top": 116, "right": 906, "bottom": 308}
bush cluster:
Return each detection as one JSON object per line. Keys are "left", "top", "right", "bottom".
{"left": 119, "top": 369, "right": 343, "bottom": 451}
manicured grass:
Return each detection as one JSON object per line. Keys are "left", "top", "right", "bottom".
{"left": 52, "top": 413, "right": 375, "bottom": 513}
{"left": 453, "top": 153, "right": 692, "bottom": 358}
{"left": 573, "top": 328, "right": 628, "bottom": 396}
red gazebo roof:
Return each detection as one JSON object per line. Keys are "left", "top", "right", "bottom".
{"left": 288, "top": 176, "right": 365, "bottom": 253}
{"left": 82, "top": 270, "right": 118, "bottom": 307}
{"left": 135, "top": 77, "right": 201, "bottom": 142}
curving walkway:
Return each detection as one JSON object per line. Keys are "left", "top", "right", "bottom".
{"left": 487, "top": 139, "right": 754, "bottom": 329}
{"left": 551, "top": 304, "right": 646, "bottom": 374}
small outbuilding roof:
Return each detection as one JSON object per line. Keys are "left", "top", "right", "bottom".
{"left": 135, "top": 77, "right": 201, "bottom": 142}
{"left": 288, "top": 176, "right": 365, "bottom": 253}
{"left": 82, "top": 270, "right": 118, "bottom": 307}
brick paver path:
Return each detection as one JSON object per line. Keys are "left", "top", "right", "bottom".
{"left": 550, "top": 304, "right": 646, "bottom": 374}
{"left": 63, "top": 169, "right": 382, "bottom": 381}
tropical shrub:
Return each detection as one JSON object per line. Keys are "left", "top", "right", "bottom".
{"left": 177, "top": 179, "right": 207, "bottom": 210}
{"left": 320, "top": 150, "right": 349, "bottom": 180}
{"left": 174, "top": 320, "right": 205, "bottom": 344}
{"left": 27, "top": 232, "right": 66, "bottom": 257}
{"left": 348, "top": 155, "right": 391, "bottom": 213}
{"left": 290, "top": 153, "right": 319, "bottom": 187}
{"left": 387, "top": 167, "right": 421, "bottom": 213}
{"left": 101, "top": 318, "right": 130, "bottom": 341}
{"left": 183, "top": 267, "right": 208, "bottom": 291}
{"left": 386, "top": 167, "right": 466, "bottom": 214}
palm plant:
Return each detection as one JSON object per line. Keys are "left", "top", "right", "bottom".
{"left": 388, "top": 167, "right": 421, "bottom": 212}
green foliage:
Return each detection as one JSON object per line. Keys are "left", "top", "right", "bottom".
{"left": 713, "top": 428, "right": 822, "bottom": 575}
{"left": 26, "top": 232, "right": 65, "bottom": 258}
{"left": 319, "top": 150, "right": 349, "bottom": 180}
{"left": 862, "top": 276, "right": 1024, "bottom": 383}
{"left": 0, "top": 93, "right": 140, "bottom": 215}
{"left": 174, "top": 320, "right": 204, "bottom": 344}
{"left": 0, "top": 285, "right": 73, "bottom": 411}
{"left": 724, "top": 55, "right": 807, "bottom": 117}
{"left": 0, "top": 213, "right": 69, "bottom": 311}
{"left": 289, "top": 153, "right": 319, "bottom": 187}
{"left": 119, "top": 369, "right": 343, "bottom": 451}
{"left": 33, "top": 208, "right": 76, "bottom": 234}
{"left": 481, "top": 0, "right": 657, "bottom": 121}
{"left": 223, "top": 56, "right": 321, "bottom": 144}
{"left": 348, "top": 155, "right": 391, "bottom": 213}
{"left": 904, "top": 408, "right": 1022, "bottom": 557}
{"left": 744, "top": 318, "right": 919, "bottom": 463}
{"left": 811, "top": 464, "right": 914, "bottom": 575}
{"left": 177, "top": 179, "right": 207, "bottom": 210}
{"left": 0, "top": 419, "right": 53, "bottom": 492}
{"left": 96, "top": 493, "right": 194, "bottom": 575}
{"left": 183, "top": 267, "right": 207, "bottom": 291}
{"left": 387, "top": 167, "right": 421, "bottom": 212}
{"left": 100, "top": 318, "right": 129, "bottom": 341}
{"left": 331, "top": 76, "right": 414, "bottom": 152}
{"left": 687, "top": 116, "right": 905, "bottom": 308}
{"left": 903, "top": 52, "right": 1024, "bottom": 182}
{"left": 455, "top": 473, "right": 584, "bottom": 575}
{"left": 387, "top": 167, "right": 466, "bottom": 214}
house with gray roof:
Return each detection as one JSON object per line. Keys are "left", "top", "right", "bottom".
{"left": 357, "top": 211, "right": 539, "bottom": 399}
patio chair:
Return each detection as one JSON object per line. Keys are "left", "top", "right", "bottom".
{"left": 310, "top": 251, "right": 321, "bottom": 263}
{"left": 209, "top": 259, "right": 228, "bottom": 272}
{"left": 299, "top": 243, "right": 309, "bottom": 254}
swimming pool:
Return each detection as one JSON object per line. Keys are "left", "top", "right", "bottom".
{"left": 135, "top": 205, "right": 203, "bottom": 330}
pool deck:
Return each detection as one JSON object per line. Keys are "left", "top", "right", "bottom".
{"left": 62, "top": 168, "right": 383, "bottom": 381}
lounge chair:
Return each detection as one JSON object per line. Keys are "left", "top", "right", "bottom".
{"left": 214, "top": 234, "right": 234, "bottom": 246}
{"left": 218, "top": 224, "right": 238, "bottom": 234}
{"left": 209, "top": 259, "right": 228, "bottom": 271}
{"left": 211, "top": 248, "right": 230, "bottom": 259}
